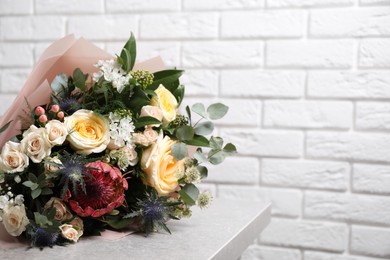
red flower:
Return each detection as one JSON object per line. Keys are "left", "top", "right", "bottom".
{"left": 65, "top": 161, "right": 128, "bottom": 218}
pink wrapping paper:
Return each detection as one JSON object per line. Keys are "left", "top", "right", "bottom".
{"left": 0, "top": 35, "right": 165, "bottom": 249}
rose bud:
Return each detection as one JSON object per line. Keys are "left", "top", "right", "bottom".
{"left": 38, "top": 115, "right": 48, "bottom": 123}
{"left": 35, "top": 106, "right": 45, "bottom": 116}
{"left": 51, "top": 105, "right": 60, "bottom": 113}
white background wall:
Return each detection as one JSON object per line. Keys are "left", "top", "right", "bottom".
{"left": 0, "top": 0, "right": 390, "bottom": 259}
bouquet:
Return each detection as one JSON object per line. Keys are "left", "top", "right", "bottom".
{"left": 0, "top": 33, "right": 236, "bottom": 248}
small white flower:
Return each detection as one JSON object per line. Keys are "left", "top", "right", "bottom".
{"left": 94, "top": 59, "right": 132, "bottom": 93}
{"left": 14, "top": 175, "right": 21, "bottom": 183}
{"left": 0, "top": 195, "right": 10, "bottom": 209}
{"left": 14, "top": 195, "right": 24, "bottom": 206}
{"left": 109, "top": 112, "right": 135, "bottom": 148}
{"left": 197, "top": 191, "right": 212, "bottom": 209}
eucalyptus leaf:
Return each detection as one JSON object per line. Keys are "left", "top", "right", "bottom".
{"left": 193, "top": 148, "right": 208, "bottom": 163}
{"left": 31, "top": 188, "right": 42, "bottom": 199}
{"left": 29, "top": 173, "right": 38, "bottom": 183}
{"left": 179, "top": 184, "right": 199, "bottom": 206}
{"left": 197, "top": 165, "right": 208, "bottom": 179}
{"left": 191, "top": 103, "right": 207, "bottom": 118}
{"left": 50, "top": 74, "right": 68, "bottom": 97}
{"left": 171, "top": 143, "right": 188, "bottom": 160}
{"left": 41, "top": 188, "right": 53, "bottom": 195}
{"left": 176, "top": 126, "right": 194, "bottom": 141}
{"left": 208, "top": 150, "right": 226, "bottom": 165}
{"left": 22, "top": 181, "right": 35, "bottom": 188}
{"left": 209, "top": 136, "right": 223, "bottom": 150}
{"left": 194, "top": 121, "right": 214, "bottom": 135}
{"left": 207, "top": 103, "right": 229, "bottom": 120}
{"left": 223, "top": 143, "right": 237, "bottom": 154}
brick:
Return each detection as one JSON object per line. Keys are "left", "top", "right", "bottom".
{"left": 267, "top": 40, "right": 353, "bottom": 68}
{"left": 0, "top": 43, "right": 33, "bottom": 67}
{"left": 0, "top": 0, "right": 32, "bottom": 14}
{"left": 267, "top": 0, "right": 353, "bottom": 7}
{"left": 183, "top": 41, "right": 263, "bottom": 68}
{"left": 242, "top": 245, "right": 301, "bottom": 260}
{"left": 0, "top": 69, "right": 30, "bottom": 93}
{"left": 259, "top": 218, "right": 347, "bottom": 252}
{"left": 353, "top": 164, "right": 390, "bottom": 194}
{"left": 311, "top": 7, "right": 390, "bottom": 37}
{"left": 183, "top": 0, "right": 264, "bottom": 10}
{"left": 262, "top": 159, "right": 349, "bottom": 191}
{"left": 36, "top": 0, "right": 103, "bottom": 14}
{"left": 307, "top": 132, "right": 390, "bottom": 163}
{"left": 359, "top": 39, "right": 390, "bottom": 68}
{"left": 0, "top": 16, "right": 65, "bottom": 40}
{"left": 356, "top": 102, "right": 390, "bottom": 130}
{"left": 360, "top": 0, "right": 390, "bottom": 5}
{"left": 351, "top": 226, "right": 390, "bottom": 258}
{"left": 0, "top": 95, "right": 16, "bottom": 116}
{"left": 264, "top": 100, "right": 352, "bottom": 129}
{"left": 221, "top": 10, "right": 303, "bottom": 38}
{"left": 107, "top": 0, "right": 179, "bottom": 12}
{"left": 140, "top": 13, "right": 218, "bottom": 40}
{"left": 221, "top": 70, "right": 305, "bottom": 98}
{"left": 307, "top": 71, "right": 390, "bottom": 99}
{"left": 106, "top": 41, "right": 180, "bottom": 67}
{"left": 305, "top": 191, "right": 390, "bottom": 226}
{"left": 218, "top": 185, "right": 302, "bottom": 217}
{"left": 67, "top": 16, "right": 138, "bottom": 40}
{"left": 181, "top": 70, "right": 219, "bottom": 97}
{"left": 305, "top": 251, "right": 382, "bottom": 260}
{"left": 220, "top": 129, "right": 303, "bottom": 157}
{"left": 206, "top": 157, "right": 259, "bottom": 184}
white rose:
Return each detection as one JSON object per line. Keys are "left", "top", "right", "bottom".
{"left": 59, "top": 224, "right": 82, "bottom": 242}
{"left": 143, "top": 127, "right": 159, "bottom": 143}
{"left": 64, "top": 109, "right": 110, "bottom": 155}
{"left": 150, "top": 85, "right": 178, "bottom": 125}
{"left": 0, "top": 141, "right": 29, "bottom": 173}
{"left": 132, "top": 133, "right": 150, "bottom": 147}
{"left": 2, "top": 204, "right": 29, "bottom": 236}
{"left": 45, "top": 120, "right": 68, "bottom": 146}
{"left": 140, "top": 105, "right": 163, "bottom": 127}
{"left": 21, "top": 125, "right": 51, "bottom": 163}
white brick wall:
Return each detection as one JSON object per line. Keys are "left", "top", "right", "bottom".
{"left": 0, "top": 1, "right": 389, "bottom": 259}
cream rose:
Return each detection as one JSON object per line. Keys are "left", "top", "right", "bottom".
{"left": 59, "top": 224, "right": 82, "bottom": 242}
{"left": 45, "top": 120, "right": 68, "bottom": 146}
{"left": 2, "top": 204, "right": 29, "bottom": 236}
{"left": 143, "top": 127, "right": 159, "bottom": 143}
{"left": 21, "top": 125, "right": 51, "bottom": 163}
{"left": 140, "top": 105, "right": 163, "bottom": 127}
{"left": 69, "top": 217, "right": 84, "bottom": 233}
{"left": 141, "top": 136, "right": 184, "bottom": 196}
{"left": 44, "top": 156, "right": 62, "bottom": 174}
{"left": 44, "top": 197, "right": 72, "bottom": 222}
{"left": 150, "top": 85, "right": 177, "bottom": 125}
{"left": 0, "top": 141, "right": 29, "bottom": 173}
{"left": 64, "top": 109, "right": 110, "bottom": 155}
{"left": 133, "top": 133, "right": 150, "bottom": 147}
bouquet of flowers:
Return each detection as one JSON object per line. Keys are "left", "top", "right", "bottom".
{"left": 0, "top": 33, "right": 236, "bottom": 249}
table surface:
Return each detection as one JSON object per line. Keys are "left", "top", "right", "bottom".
{"left": 1, "top": 199, "right": 271, "bottom": 260}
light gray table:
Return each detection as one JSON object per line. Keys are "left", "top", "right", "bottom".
{"left": 1, "top": 199, "right": 271, "bottom": 260}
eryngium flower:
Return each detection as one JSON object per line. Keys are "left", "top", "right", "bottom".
{"left": 65, "top": 161, "right": 128, "bottom": 218}
{"left": 31, "top": 227, "right": 59, "bottom": 249}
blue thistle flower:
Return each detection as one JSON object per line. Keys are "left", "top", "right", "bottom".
{"left": 32, "top": 228, "right": 58, "bottom": 249}
{"left": 144, "top": 200, "right": 165, "bottom": 222}
{"left": 59, "top": 97, "right": 79, "bottom": 114}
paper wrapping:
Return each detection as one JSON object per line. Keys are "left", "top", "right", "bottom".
{"left": 0, "top": 35, "right": 165, "bottom": 248}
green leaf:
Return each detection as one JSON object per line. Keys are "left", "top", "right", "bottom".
{"left": 73, "top": 68, "right": 87, "bottom": 91}
{"left": 173, "top": 85, "right": 185, "bottom": 106}
{"left": 22, "top": 181, "right": 34, "bottom": 188}
{"left": 0, "top": 121, "right": 12, "bottom": 134}
{"left": 120, "top": 32, "right": 136, "bottom": 72}
{"left": 34, "top": 212, "right": 52, "bottom": 227}
{"left": 185, "top": 106, "right": 191, "bottom": 124}
{"left": 47, "top": 207, "right": 56, "bottom": 220}
{"left": 143, "top": 89, "right": 157, "bottom": 97}
{"left": 28, "top": 173, "right": 38, "bottom": 183}
{"left": 30, "top": 183, "right": 39, "bottom": 190}
{"left": 134, "top": 116, "right": 161, "bottom": 128}
{"left": 207, "top": 103, "right": 229, "bottom": 120}
{"left": 179, "top": 184, "right": 199, "bottom": 206}
{"left": 191, "top": 103, "right": 207, "bottom": 118}
{"left": 194, "top": 121, "right": 214, "bottom": 135}
{"left": 208, "top": 150, "right": 226, "bottom": 165}
{"left": 171, "top": 143, "right": 188, "bottom": 160}
{"left": 197, "top": 165, "right": 208, "bottom": 179}
{"left": 31, "top": 188, "right": 42, "bottom": 199}
{"left": 50, "top": 74, "right": 68, "bottom": 97}
{"left": 183, "top": 135, "right": 210, "bottom": 147}
{"left": 106, "top": 217, "right": 134, "bottom": 230}
{"left": 210, "top": 136, "right": 223, "bottom": 150}
{"left": 149, "top": 70, "right": 184, "bottom": 91}
{"left": 41, "top": 188, "right": 53, "bottom": 195}
{"left": 176, "top": 126, "right": 194, "bottom": 141}
{"left": 223, "top": 143, "right": 237, "bottom": 154}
